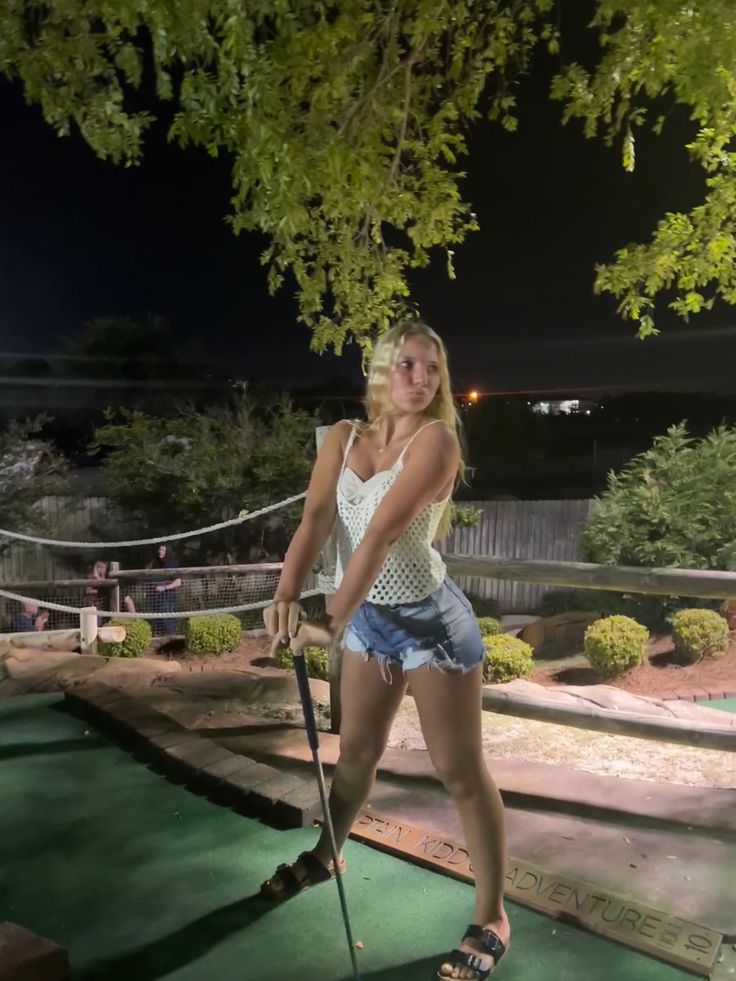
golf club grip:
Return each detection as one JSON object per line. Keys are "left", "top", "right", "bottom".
{"left": 293, "top": 653, "right": 320, "bottom": 751}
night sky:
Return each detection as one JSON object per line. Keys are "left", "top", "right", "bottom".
{"left": 2, "top": 23, "right": 736, "bottom": 395}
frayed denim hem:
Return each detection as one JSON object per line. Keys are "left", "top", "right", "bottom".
{"left": 343, "top": 629, "right": 482, "bottom": 686}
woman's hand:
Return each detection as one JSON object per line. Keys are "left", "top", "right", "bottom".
{"left": 263, "top": 600, "right": 304, "bottom": 654}
{"left": 289, "top": 620, "right": 339, "bottom": 658}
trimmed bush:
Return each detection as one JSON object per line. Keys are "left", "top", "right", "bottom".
{"left": 584, "top": 615, "right": 649, "bottom": 678}
{"left": 482, "top": 634, "right": 534, "bottom": 684}
{"left": 276, "top": 645, "right": 330, "bottom": 681}
{"left": 671, "top": 608, "right": 728, "bottom": 664}
{"left": 185, "top": 613, "right": 242, "bottom": 655}
{"left": 99, "top": 618, "right": 152, "bottom": 659}
{"left": 468, "top": 595, "right": 501, "bottom": 619}
{"left": 477, "top": 616, "right": 502, "bottom": 638}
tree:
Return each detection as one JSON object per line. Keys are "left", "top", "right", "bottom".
{"left": 0, "top": 417, "right": 68, "bottom": 550}
{"left": 90, "top": 391, "right": 319, "bottom": 563}
{"left": 59, "top": 314, "right": 208, "bottom": 380}
{"left": 2, "top": 2, "right": 735, "bottom": 352}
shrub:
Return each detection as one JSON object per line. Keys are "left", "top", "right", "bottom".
{"left": 300, "top": 594, "right": 327, "bottom": 622}
{"left": 185, "top": 613, "right": 242, "bottom": 655}
{"left": 581, "top": 423, "right": 736, "bottom": 627}
{"left": 276, "top": 645, "right": 330, "bottom": 681}
{"left": 671, "top": 608, "right": 728, "bottom": 664}
{"left": 99, "top": 618, "right": 152, "bottom": 658}
{"left": 584, "top": 615, "right": 649, "bottom": 678}
{"left": 477, "top": 616, "right": 502, "bottom": 638}
{"left": 450, "top": 503, "right": 482, "bottom": 528}
{"left": 482, "top": 634, "right": 534, "bottom": 684}
{"left": 468, "top": 595, "right": 501, "bottom": 619}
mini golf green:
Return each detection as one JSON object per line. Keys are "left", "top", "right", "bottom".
{"left": 0, "top": 694, "right": 708, "bottom": 981}
{"left": 703, "top": 698, "right": 736, "bottom": 715}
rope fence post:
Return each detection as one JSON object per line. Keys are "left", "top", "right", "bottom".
{"left": 315, "top": 425, "right": 341, "bottom": 734}
{"left": 109, "top": 561, "right": 121, "bottom": 614}
{"left": 79, "top": 606, "right": 99, "bottom": 656}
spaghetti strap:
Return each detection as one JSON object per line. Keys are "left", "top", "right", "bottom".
{"left": 398, "top": 418, "right": 443, "bottom": 462}
{"left": 339, "top": 422, "right": 358, "bottom": 481}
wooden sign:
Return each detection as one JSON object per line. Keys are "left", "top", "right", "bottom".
{"left": 350, "top": 809, "right": 722, "bottom": 977}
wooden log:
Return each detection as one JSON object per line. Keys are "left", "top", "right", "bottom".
{"left": 443, "top": 554, "right": 736, "bottom": 600}
{"left": 1, "top": 564, "right": 284, "bottom": 592}
{"left": 79, "top": 607, "right": 98, "bottom": 656}
{"left": 481, "top": 688, "right": 736, "bottom": 753}
{"left": 1, "top": 625, "right": 125, "bottom": 650}
{"left": 98, "top": 625, "right": 126, "bottom": 643}
{"left": 109, "top": 561, "right": 121, "bottom": 613}
{"left": 1, "top": 578, "right": 118, "bottom": 590}
{"left": 114, "top": 563, "right": 284, "bottom": 579}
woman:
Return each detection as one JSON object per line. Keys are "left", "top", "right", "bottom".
{"left": 261, "top": 322, "right": 509, "bottom": 980}
{"left": 84, "top": 559, "right": 111, "bottom": 625}
{"left": 84, "top": 560, "right": 109, "bottom": 609}
{"left": 85, "top": 559, "right": 136, "bottom": 619}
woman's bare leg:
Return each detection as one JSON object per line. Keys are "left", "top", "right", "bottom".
{"left": 409, "top": 664, "right": 509, "bottom": 978}
{"left": 311, "top": 650, "right": 407, "bottom": 868}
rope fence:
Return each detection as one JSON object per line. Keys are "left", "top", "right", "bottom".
{"left": 0, "top": 585, "right": 321, "bottom": 621}
{"left": 0, "top": 563, "right": 322, "bottom": 635}
{"left": 0, "top": 490, "right": 306, "bottom": 550}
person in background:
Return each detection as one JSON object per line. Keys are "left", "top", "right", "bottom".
{"left": 9, "top": 601, "right": 49, "bottom": 633}
{"left": 152, "top": 544, "right": 182, "bottom": 635}
{"left": 84, "top": 560, "right": 109, "bottom": 618}
{"left": 84, "top": 559, "right": 136, "bottom": 619}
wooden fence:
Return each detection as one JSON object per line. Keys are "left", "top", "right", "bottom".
{"left": 0, "top": 496, "right": 127, "bottom": 583}
{"left": 1, "top": 495, "right": 593, "bottom": 613}
{"left": 442, "top": 499, "right": 593, "bottom": 612}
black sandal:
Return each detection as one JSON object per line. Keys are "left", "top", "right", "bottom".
{"left": 259, "top": 850, "right": 346, "bottom": 902}
{"left": 436, "top": 924, "right": 507, "bottom": 980}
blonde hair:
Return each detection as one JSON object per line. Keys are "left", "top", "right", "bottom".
{"left": 360, "top": 321, "right": 466, "bottom": 539}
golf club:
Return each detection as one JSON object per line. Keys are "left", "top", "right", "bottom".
{"left": 292, "top": 647, "right": 362, "bottom": 981}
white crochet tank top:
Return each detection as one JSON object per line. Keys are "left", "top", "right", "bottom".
{"left": 334, "top": 420, "right": 449, "bottom": 605}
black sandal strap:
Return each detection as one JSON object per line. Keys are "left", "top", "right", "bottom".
{"left": 464, "top": 925, "right": 506, "bottom": 965}
{"left": 296, "top": 851, "right": 332, "bottom": 885}
{"left": 267, "top": 862, "right": 302, "bottom": 894}
{"left": 444, "top": 949, "right": 490, "bottom": 980}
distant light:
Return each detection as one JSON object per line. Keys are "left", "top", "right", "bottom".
{"left": 468, "top": 390, "right": 479, "bottom": 403}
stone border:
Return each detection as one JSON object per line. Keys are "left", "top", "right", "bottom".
{"left": 64, "top": 682, "right": 322, "bottom": 829}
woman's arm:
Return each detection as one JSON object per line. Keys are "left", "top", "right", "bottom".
{"left": 272, "top": 420, "right": 350, "bottom": 602}
{"left": 324, "top": 423, "right": 458, "bottom": 631}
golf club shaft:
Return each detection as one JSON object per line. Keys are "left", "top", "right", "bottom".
{"left": 293, "top": 653, "right": 361, "bottom": 981}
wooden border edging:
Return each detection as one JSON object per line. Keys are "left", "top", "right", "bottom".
{"left": 481, "top": 688, "right": 736, "bottom": 753}
{"left": 350, "top": 809, "right": 724, "bottom": 976}
{"left": 443, "top": 554, "right": 736, "bottom": 600}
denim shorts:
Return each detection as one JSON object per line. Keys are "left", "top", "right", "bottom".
{"left": 342, "top": 577, "right": 484, "bottom": 683}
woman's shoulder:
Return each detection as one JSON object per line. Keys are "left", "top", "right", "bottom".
{"left": 417, "top": 418, "right": 457, "bottom": 447}
{"left": 322, "top": 419, "right": 360, "bottom": 451}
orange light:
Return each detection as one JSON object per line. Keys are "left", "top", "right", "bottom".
{"left": 468, "top": 390, "right": 479, "bottom": 403}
